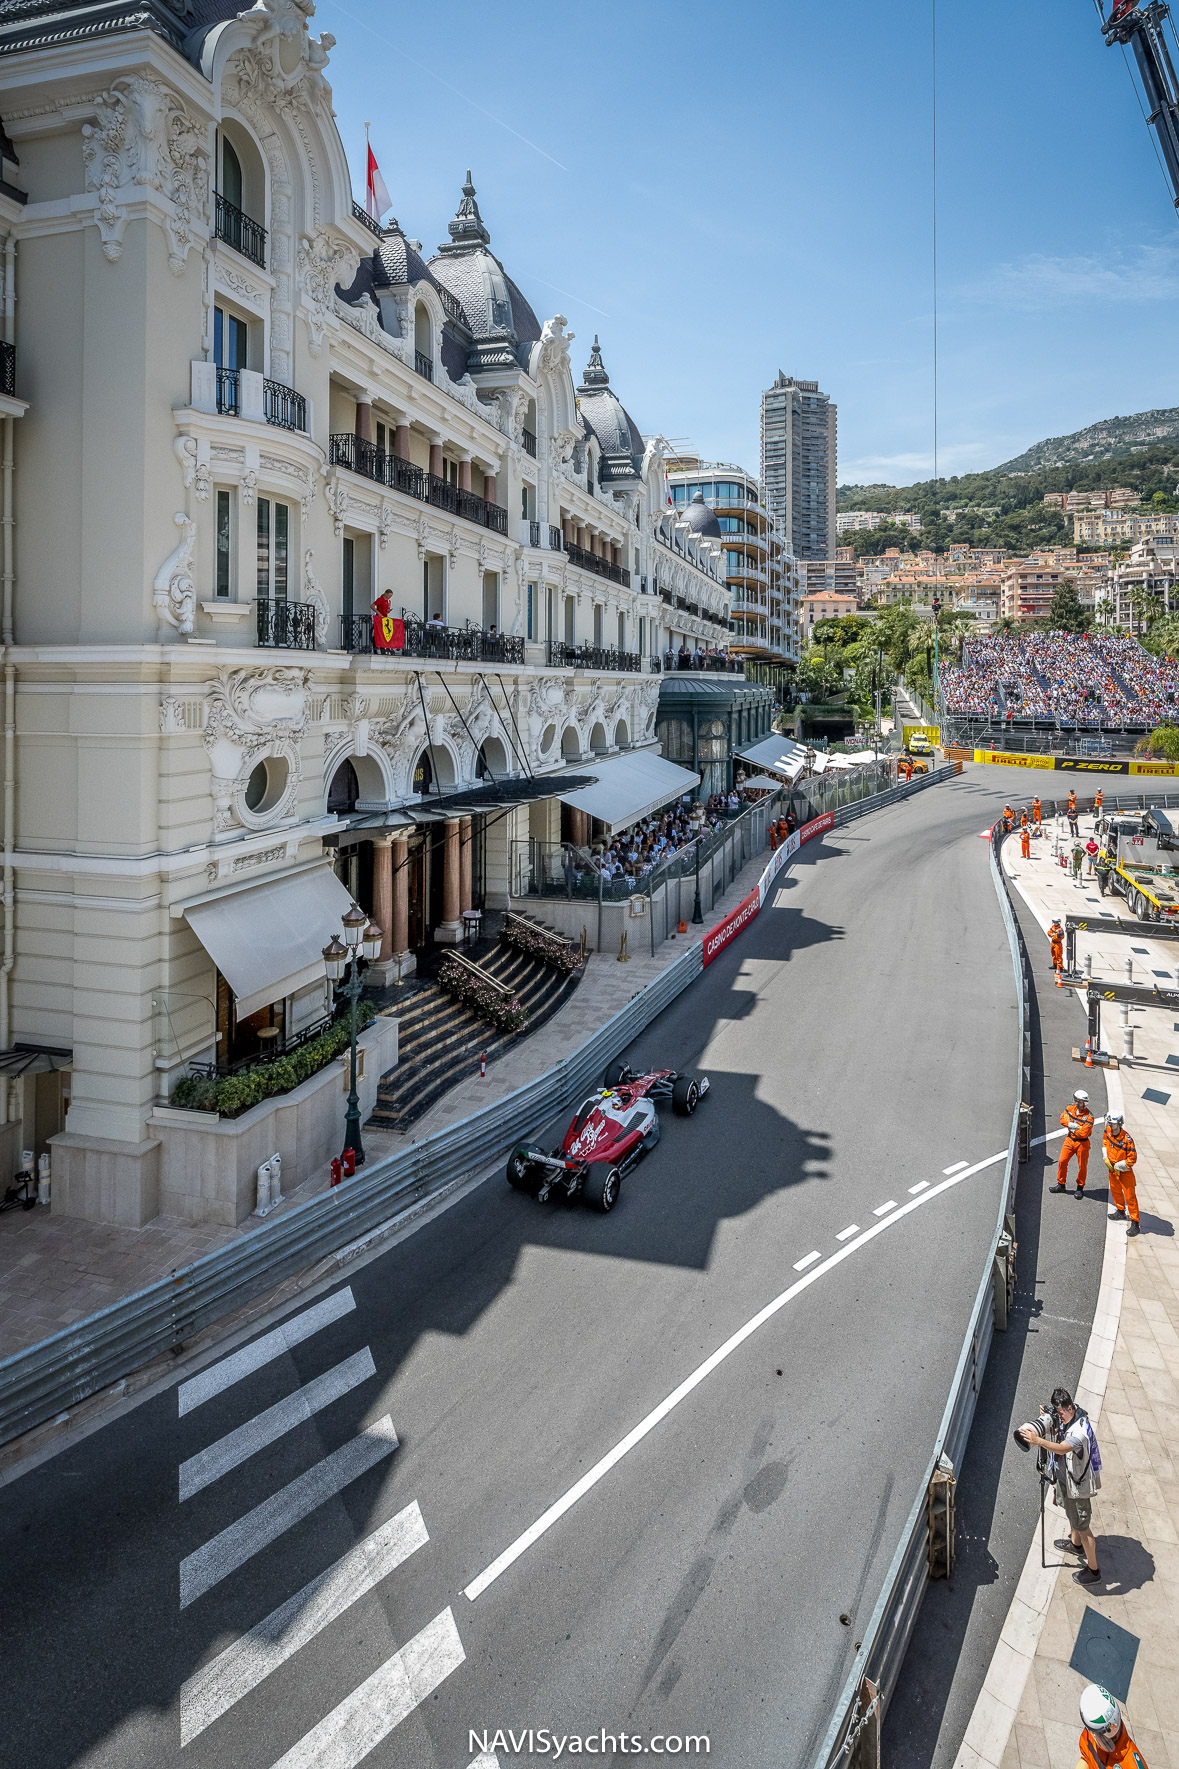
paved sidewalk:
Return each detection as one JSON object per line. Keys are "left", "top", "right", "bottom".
{"left": 0, "top": 827, "right": 772, "bottom": 1360}
{"left": 956, "top": 814, "right": 1179, "bottom": 1769}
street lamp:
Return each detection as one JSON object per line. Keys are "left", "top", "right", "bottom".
{"left": 323, "top": 907, "right": 382, "bottom": 1167}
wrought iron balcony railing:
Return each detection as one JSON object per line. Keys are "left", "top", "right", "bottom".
{"left": 263, "top": 377, "right": 307, "bottom": 432}
{"left": 564, "top": 541, "right": 631, "bottom": 587}
{"left": 521, "top": 428, "right": 537, "bottom": 457}
{"left": 351, "top": 200, "right": 384, "bottom": 238}
{"left": 215, "top": 366, "right": 239, "bottom": 415}
{"left": 340, "top": 612, "right": 524, "bottom": 664}
{"left": 327, "top": 434, "right": 507, "bottom": 535}
{"left": 545, "top": 641, "right": 642, "bottom": 673}
{"left": 215, "top": 193, "right": 266, "bottom": 268}
{"left": 549, "top": 526, "right": 564, "bottom": 552}
{"left": 257, "top": 598, "right": 317, "bottom": 650}
{"left": 0, "top": 340, "right": 14, "bottom": 399}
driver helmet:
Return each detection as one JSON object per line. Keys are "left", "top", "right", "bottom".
{"left": 1079, "top": 1684, "right": 1123, "bottom": 1745}
{"left": 1106, "top": 1111, "right": 1124, "bottom": 1129}
{"left": 1074, "top": 1089, "right": 1090, "bottom": 1103}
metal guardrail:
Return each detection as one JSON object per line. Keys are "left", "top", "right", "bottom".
{"left": 812, "top": 807, "right": 1027, "bottom": 1768}
{"left": 0, "top": 761, "right": 961, "bottom": 1450}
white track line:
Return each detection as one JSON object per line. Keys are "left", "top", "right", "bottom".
{"left": 180, "top": 1349, "right": 376, "bottom": 1502}
{"left": 836, "top": 1223, "right": 860, "bottom": 1241}
{"left": 464, "top": 1146, "right": 1007, "bottom": 1602}
{"left": 266, "top": 1607, "right": 465, "bottom": 1769}
{"left": 180, "top": 1501, "right": 428, "bottom": 1744}
{"left": 872, "top": 1201, "right": 898, "bottom": 1216}
{"left": 943, "top": 1161, "right": 968, "bottom": 1175}
{"left": 180, "top": 1416, "right": 398, "bottom": 1609}
{"left": 178, "top": 1289, "right": 356, "bottom": 1416}
{"left": 908, "top": 1181, "right": 929, "bottom": 1194}
{"left": 793, "top": 1251, "right": 820, "bottom": 1272}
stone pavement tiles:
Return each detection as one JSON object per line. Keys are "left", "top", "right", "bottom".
{"left": 0, "top": 820, "right": 784, "bottom": 1361}
{"left": 956, "top": 816, "right": 1179, "bottom": 1768}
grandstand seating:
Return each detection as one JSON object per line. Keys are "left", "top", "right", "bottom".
{"left": 939, "top": 633, "right": 1179, "bottom": 730}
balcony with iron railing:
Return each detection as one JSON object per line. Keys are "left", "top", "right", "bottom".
{"left": 264, "top": 378, "right": 308, "bottom": 432}
{"left": 257, "top": 598, "right": 318, "bottom": 650}
{"left": 521, "top": 428, "right": 537, "bottom": 458}
{"left": 215, "top": 192, "right": 267, "bottom": 268}
{"left": 545, "top": 641, "right": 642, "bottom": 673}
{"left": 328, "top": 433, "right": 507, "bottom": 535}
{"left": 215, "top": 366, "right": 239, "bottom": 416}
{"left": 201, "top": 363, "right": 306, "bottom": 433}
{"left": 351, "top": 200, "right": 385, "bottom": 239}
{"left": 564, "top": 540, "right": 631, "bottom": 588}
{"left": 340, "top": 611, "right": 524, "bottom": 664}
{"left": 414, "top": 351, "right": 434, "bottom": 382}
{"left": 0, "top": 340, "right": 15, "bottom": 400}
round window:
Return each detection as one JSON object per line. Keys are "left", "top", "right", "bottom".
{"left": 540, "top": 723, "right": 557, "bottom": 754}
{"left": 244, "top": 755, "right": 290, "bottom": 815}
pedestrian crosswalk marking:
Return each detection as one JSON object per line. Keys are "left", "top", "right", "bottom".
{"left": 178, "top": 1288, "right": 356, "bottom": 1416}
{"left": 180, "top": 1501, "right": 429, "bottom": 1744}
{"left": 179, "top": 1415, "right": 398, "bottom": 1608}
{"left": 264, "top": 1607, "right": 465, "bottom": 1769}
{"left": 179, "top": 1348, "right": 376, "bottom": 1501}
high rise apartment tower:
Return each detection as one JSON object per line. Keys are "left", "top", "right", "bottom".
{"left": 760, "top": 374, "right": 837, "bottom": 562}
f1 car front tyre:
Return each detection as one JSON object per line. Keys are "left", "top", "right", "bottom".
{"left": 582, "top": 1161, "right": 622, "bottom": 1212}
{"left": 506, "top": 1146, "right": 542, "bottom": 1195}
{"left": 603, "top": 1060, "right": 631, "bottom": 1090}
{"left": 672, "top": 1075, "right": 700, "bottom": 1116}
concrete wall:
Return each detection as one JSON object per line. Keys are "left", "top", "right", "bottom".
{"left": 146, "top": 1013, "right": 397, "bottom": 1226}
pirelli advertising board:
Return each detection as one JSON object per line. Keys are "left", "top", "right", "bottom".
{"left": 972, "top": 749, "right": 1179, "bottom": 777}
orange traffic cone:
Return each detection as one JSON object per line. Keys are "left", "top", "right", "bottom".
{"left": 1055, "top": 968, "right": 1063, "bottom": 988}
{"left": 1085, "top": 1041, "right": 1094, "bottom": 1068}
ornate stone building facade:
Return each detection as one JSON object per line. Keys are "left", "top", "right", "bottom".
{"left": 0, "top": 0, "right": 729, "bottom": 1224}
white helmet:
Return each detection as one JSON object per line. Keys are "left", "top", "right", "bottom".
{"left": 1079, "top": 1684, "right": 1123, "bottom": 1744}
{"left": 1074, "top": 1089, "right": 1090, "bottom": 1103}
{"left": 1106, "top": 1111, "right": 1124, "bottom": 1128}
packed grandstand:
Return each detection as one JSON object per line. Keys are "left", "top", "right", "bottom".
{"left": 939, "top": 633, "right": 1179, "bottom": 729}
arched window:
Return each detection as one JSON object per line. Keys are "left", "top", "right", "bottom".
{"left": 221, "top": 138, "right": 243, "bottom": 210}
{"left": 414, "top": 305, "right": 433, "bottom": 379}
{"left": 412, "top": 750, "right": 433, "bottom": 796}
{"left": 327, "top": 760, "right": 360, "bottom": 815}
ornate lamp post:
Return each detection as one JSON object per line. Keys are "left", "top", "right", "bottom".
{"left": 323, "top": 904, "right": 382, "bottom": 1167}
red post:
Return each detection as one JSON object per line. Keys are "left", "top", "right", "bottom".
{"left": 330, "top": 1156, "right": 343, "bottom": 1187}
{"left": 480, "top": 1051, "right": 486, "bottom": 1077}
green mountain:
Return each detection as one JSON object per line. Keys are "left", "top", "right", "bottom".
{"left": 995, "top": 408, "right": 1179, "bottom": 474}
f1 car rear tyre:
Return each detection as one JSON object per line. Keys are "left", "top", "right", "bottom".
{"left": 672, "top": 1075, "right": 700, "bottom": 1116}
{"left": 603, "top": 1060, "right": 630, "bottom": 1090}
{"left": 582, "top": 1161, "right": 622, "bottom": 1212}
{"left": 506, "top": 1146, "right": 542, "bottom": 1195}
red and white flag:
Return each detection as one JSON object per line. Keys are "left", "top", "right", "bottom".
{"left": 366, "top": 142, "right": 392, "bottom": 223}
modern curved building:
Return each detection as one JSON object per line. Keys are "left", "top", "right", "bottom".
{"left": 666, "top": 460, "right": 799, "bottom": 663}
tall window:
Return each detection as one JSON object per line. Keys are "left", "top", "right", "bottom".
{"left": 526, "top": 582, "right": 536, "bottom": 641}
{"left": 221, "top": 138, "right": 243, "bottom": 210}
{"left": 215, "top": 490, "right": 232, "bottom": 598}
{"left": 213, "top": 306, "right": 247, "bottom": 369}
{"left": 342, "top": 536, "right": 354, "bottom": 623}
{"left": 257, "top": 498, "right": 289, "bottom": 599}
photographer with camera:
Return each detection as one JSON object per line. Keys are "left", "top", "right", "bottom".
{"left": 1017, "top": 1386, "right": 1102, "bottom": 1582}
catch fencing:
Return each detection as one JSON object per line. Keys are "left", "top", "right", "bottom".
{"left": 0, "top": 759, "right": 956, "bottom": 1450}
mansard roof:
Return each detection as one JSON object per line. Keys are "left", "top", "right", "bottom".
{"left": 0, "top": 0, "right": 244, "bottom": 58}
{"left": 427, "top": 172, "right": 541, "bottom": 372}
{"left": 576, "top": 337, "right": 644, "bottom": 483}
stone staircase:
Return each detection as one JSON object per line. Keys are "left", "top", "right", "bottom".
{"left": 368, "top": 931, "right": 582, "bottom": 1135}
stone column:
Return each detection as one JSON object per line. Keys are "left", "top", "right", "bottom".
{"left": 458, "top": 458, "right": 472, "bottom": 492}
{"left": 436, "top": 818, "right": 463, "bottom": 944}
{"left": 356, "top": 400, "right": 373, "bottom": 442}
{"left": 374, "top": 839, "right": 393, "bottom": 959}
{"left": 459, "top": 816, "right": 473, "bottom": 914}
{"left": 391, "top": 835, "right": 411, "bottom": 966}
{"left": 429, "top": 441, "right": 443, "bottom": 480}
{"left": 484, "top": 472, "right": 498, "bottom": 506}
{"left": 394, "top": 422, "right": 411, "bottom": 460}
{"left": 576, "top": 525, "right": 587, "bottom": 550}
{"left": 364, "top": 835, "right": 414, "bottom": 983}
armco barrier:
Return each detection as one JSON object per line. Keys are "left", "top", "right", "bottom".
{"left": 0, "top": 759, "right": 959, "bottom": 1451}
{"left": 812, "top": 809, "right": 1027, "bottom": 1767}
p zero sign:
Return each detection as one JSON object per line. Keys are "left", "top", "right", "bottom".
{"left": 702, "top": 812, "right": 833, "bottom": 967}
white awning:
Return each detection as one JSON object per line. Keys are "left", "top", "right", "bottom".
{"left": 184, "top": 866, "right": 358, "bottom": 1019}
{"left": 557, "top": 751, "right": 700, "bottom": 833}
{"left": 735, "top": 734, "right": 808, "bottom": 782}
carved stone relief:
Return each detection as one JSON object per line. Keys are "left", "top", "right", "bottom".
{"left": 153, "top": 512, "right": 197, "bottom": 634}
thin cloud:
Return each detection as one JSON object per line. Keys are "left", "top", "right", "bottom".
{"left": 322, "top": 1, "right": 568, "bottom": 171}
{"left": 840, "top": 443, "right": 997, "bottom": 486}
{"left": 961, "top": 242, "right": 1179, "bottom": 310}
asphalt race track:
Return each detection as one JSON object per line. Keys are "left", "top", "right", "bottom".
{"left": 0, "top": 766, "right": 1066, "bottom": 1769}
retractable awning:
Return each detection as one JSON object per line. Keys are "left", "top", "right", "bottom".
{"left": 557, "top": 751, "right": 700, "bottom": 833}
{"left": 184, "top": 866, "right": 357, "bottom": 1018}
{"left": 735, "top": 734, "right": 808, "bottom": 783}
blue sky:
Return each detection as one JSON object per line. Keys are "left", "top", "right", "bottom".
{"left": 317, "top": 0, "right": 1179, "bottom": 488}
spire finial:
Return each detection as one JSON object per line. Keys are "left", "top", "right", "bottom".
{"left": 445, "top": 170, "right": 490, "bottom": 247}
{"left": 580, "top": 334, "right": 609, "bottom": 388}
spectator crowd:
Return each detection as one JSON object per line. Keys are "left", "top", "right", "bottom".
{"left": 663, "top": 645, "right": 744, "bottom": 673}
{"left": 940, "top": 632, "right": 1179, "bottom": 728}
{"left": 564, "top": 790, "right": 765, "bottom": 894}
